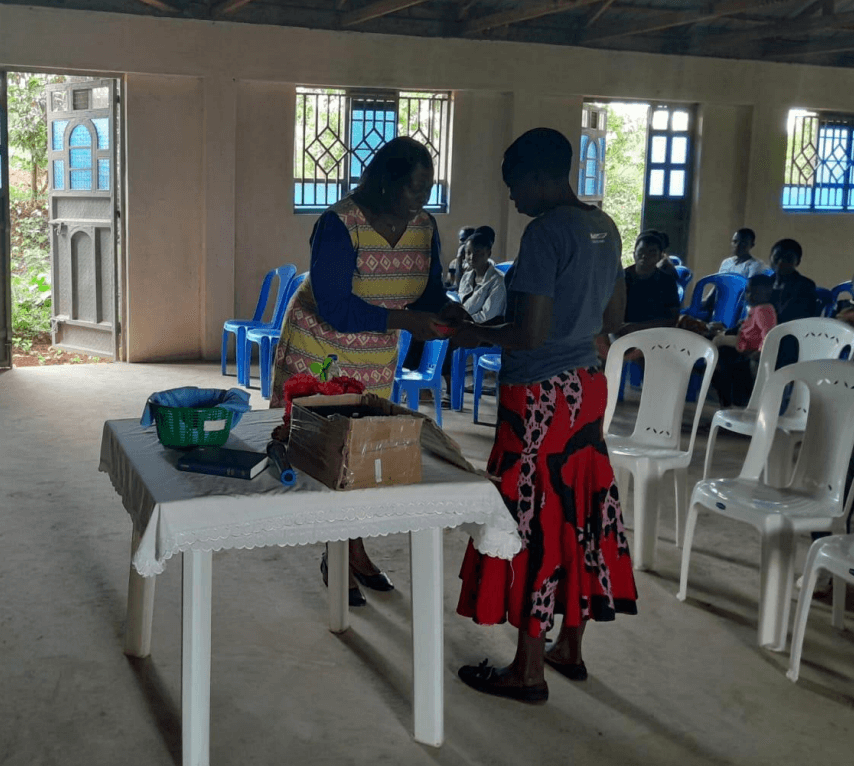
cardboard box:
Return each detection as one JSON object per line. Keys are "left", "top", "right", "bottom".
{"left": 288, "top": 393, "right": 478, "bottom": 491}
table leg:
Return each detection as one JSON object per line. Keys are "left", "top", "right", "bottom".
{"left": 410, "top": 527, "right": 444, "bottom": 747}
{"left": 328, "top": 540, "right": 349, "bottom": 634}
{"left": 125, "top": 527, "right": 156, "bottom": 658}
{"left": 182, "top": 549, "right": 212, "bottom": 766}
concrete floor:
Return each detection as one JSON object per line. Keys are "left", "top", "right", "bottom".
{"left": 1, "top": 361, "right": 852, "bottom": 766}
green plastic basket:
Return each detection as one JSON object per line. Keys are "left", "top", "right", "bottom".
{"left": 150, "top": 402, "right": 235, "bottom": 448}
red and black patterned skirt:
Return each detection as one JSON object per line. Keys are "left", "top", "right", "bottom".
{"left": 457, "top": 367, "right": 638, "bottom": 638}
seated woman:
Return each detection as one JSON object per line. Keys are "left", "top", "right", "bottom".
{"left": 449, "top": 226, "right": 476, "bottom": 288}
{"left": 458, "top": 232, "right": 507, "bottom": 323}
{"left": 710, "top": 274, "right": 776, "bottom": 407}
{"left": 618, "top": 230, "right": 680, "bottom": 336}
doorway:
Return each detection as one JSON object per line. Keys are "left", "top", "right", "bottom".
{"left": 0, "top": 72, "right": 123, "bottom": 370}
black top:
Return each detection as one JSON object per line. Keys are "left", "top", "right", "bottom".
{"left": 624, "top": 265, "right": 680, "bottom": 324}
{"left": 771, "top": 271, "right": 817, "bottom": 324}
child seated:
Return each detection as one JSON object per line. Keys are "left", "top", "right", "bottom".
{"left": 618, "top": 231, "right": 680, "bottom": 336}
{"left": 710, "top": 274, "right": 776, "bottom": 407}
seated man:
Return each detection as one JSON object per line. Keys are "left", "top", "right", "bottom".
{"left": 719, "top": 228, "right": 767, "bottom": 278}
{"left": 769, "top": 238, "right": 816, "bottom": 369}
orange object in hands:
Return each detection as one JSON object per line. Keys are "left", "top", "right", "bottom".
{"left": 435, "top": 324, "right": 458, "bottom": 336}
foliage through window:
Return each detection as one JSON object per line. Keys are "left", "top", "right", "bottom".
{"left": 783, "top": 109, "right": 854, "bottom": 211}
{"left": 295, "top": 87, "right": 451, "bottom": 213}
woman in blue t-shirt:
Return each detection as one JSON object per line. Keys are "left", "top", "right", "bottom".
{"left": 451, "top": 128, "right": 638, "bottom": 704}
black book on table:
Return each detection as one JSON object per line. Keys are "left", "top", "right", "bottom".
{"left": 175, "top": 446, "right": 269, "bottom": 480}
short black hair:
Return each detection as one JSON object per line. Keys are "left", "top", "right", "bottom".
{"left": 465, "top": 232, "right": 492, "bottom": 251}
{"left": 502, "top": 128, "right": 573, "bottom": 185}
{"left": 474, "top": 225, "right": 496, "bottom": 246}
{"left": 735, "top": 227, "right": 756, "bottom": 244}
{"left": 459, "top": 226, "right": 476, "bottom": 241}
{"left": 351, "top": 136, "right": 433, "bottom": 214}
{"left": 635, "top": 229, "right": 668, "bottom": 252}
{"left": 771, "top": 238, "right": 803, "bottom": 263}
{"left": 748, "top": 273, "right": 774, "bottom": 291}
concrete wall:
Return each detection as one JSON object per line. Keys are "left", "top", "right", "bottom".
{"left": 3, "top": 5, "right": 854, "bottom": 360}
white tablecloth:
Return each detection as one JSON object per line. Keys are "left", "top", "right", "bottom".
{"left": 99, "top": 410, "right": 521, "bottom": 577}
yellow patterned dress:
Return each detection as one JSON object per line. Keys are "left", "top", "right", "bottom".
{"left": 270, "top": 197, "right": 439, "bottom": 408}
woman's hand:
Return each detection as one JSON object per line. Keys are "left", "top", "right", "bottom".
{"left": 438, "top": 301, "right": 471, "bottom": 327}
{"left": 451, "top": 322, "right": 484, "bottom": 348}
{"left": 388, "top": 309, "right": 445, "bottom": 341}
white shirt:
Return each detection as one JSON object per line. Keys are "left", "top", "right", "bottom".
{"left": 718, "top": 256, "right": 768, "bottom": 278}
{"left": 459, "top": 264, "right": 507, "bottom": 323}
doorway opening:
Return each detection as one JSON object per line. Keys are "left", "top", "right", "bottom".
{"left": 2, "top": 72, "right": 123, "bottom": 370}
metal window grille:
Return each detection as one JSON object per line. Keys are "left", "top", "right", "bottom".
{"left": 783, "top": 110, "right": 854, "bottom": 212}
{"left": 294, "top": 87, "right": 451, "bottom": 213}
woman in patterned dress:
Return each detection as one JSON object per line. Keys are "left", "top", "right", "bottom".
{"left": 270, "top": 137, "right": 468, "bottom": 605}
{"left": 452, "top": 128, "right": 637, "bottom": 703}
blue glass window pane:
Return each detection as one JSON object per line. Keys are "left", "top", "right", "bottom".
{"left": 69, "top": 147, "right": 90, "bottom": 169}
{"left": 669, "top": 170, "right": 686, "bottom": 197}
{"left": 650, "top": 136, "right": 667, "bottom": 163}
{"left": 69, "top": 125, "right": 92, "bottom": 147}
{"left": 598, "top": 138, "right": 606, "bottom": 195}
{"left": 649, "top": 169, "right": 665, "bottom": 196}
{"left": 52, "top": 120, "right": 69, "bottom": 151}
{"left": 350, "top": 106, "right": 396, "bottom": 179}
{"left": 671, "top": 136, "right": 688, "bottom": 164}
{"left": 578, "top": 135, "right": 589, "bottom": 189}
{"left": 70, "top": 169, "right": 92, "bottom": 190}
{"left": 584, "top": 177, "right": 596, "bottom": 196}
{"left": 98, "top": 159, "right": 110, "bottom": 190}
{"left": 92, "top": 118, "right": 109, "bottom": 150}
{"left": 53, "top": 160, "right": 65, "bottom": 190}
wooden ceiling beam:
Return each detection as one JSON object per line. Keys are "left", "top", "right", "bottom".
{"left": 340, "top": 0, "right": 430, "bottom": 27}
{"left": 698, "top": 8, "right": 854, "bottom": 54}
{"left": 767, "top": 35, "right": 854, "bottom": 57}
{"left": 214, "top": 0, "right": 258, "bottom": 15}
{"left": 463, "top": 0, "right": 602, "bottom": 35}
{"left": 135, "top": 0, "right": 179, "bottom": 12}
{"left": 580, "top": 0, "right": 792, "bottom": 44}
{"left": 585, "top": 0, "right": 618, "bottom": 28}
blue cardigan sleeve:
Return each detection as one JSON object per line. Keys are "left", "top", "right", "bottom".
{"left": 309, "top": 211, "right": 389, "bottom": 333}
{"left": 406, "top": 217, "right": 451, "bottom": 314}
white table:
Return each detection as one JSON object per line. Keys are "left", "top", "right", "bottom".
{"left": 99, "top": 410, "right": 520, "bottom": 766}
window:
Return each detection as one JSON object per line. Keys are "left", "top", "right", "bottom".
{"left": 783, "top": 109, "right": 854, "bottom": 211}
{"left": 579, "top": 104, "right": 607, "bottom": 204}
{"left": 646, "top": 107, "right": 691, "bottom": 199}
{"left": 294, "top": 87, "right": 451, "bottom": 213}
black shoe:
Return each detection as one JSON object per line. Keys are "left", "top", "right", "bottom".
{"left": 320, "top": 551, "right": 367, "bottom": 607}
{"left": 458, "top": 659, "right": 548, "bottom": 703}
{"left": 352, "top": 569, "right": 395, "bottom": 592}
{"left": 544, "top": 642, "right": 588, "bottom": 681}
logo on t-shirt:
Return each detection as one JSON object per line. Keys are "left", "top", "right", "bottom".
{"left": 589, "top": 231, "right": 609, "bottom": 244}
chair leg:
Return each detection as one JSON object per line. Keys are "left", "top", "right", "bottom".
{"left": 451, "top": 349, "right": 464, "bottom": 411}
{"left": 237, "top": 328, "right": 250, "bottom": 387}
{"left": 221, "top": 330, "right": 230, "bottom": 376}
{"left": 473, "top": 363, "right": 485, "bottom": 424}
{"left": 702, "top": 422, "right": 721, "bottom": 480}
{"left": 259, "top": 337, "right": 271, "bottom": 400}
{"left": 758, "top": 518, "right": 795, "bottom": 651}
{"left": 631, "top": 467, "right": 660, "bottom": 571}
{"left": 433, "top": 385, "right": 442, "bottom": 428}
{"left": 787, "top": 554, "right": 824, "bottom": 682}
{"left": 673, "top": 468, "right": 689, "bottom": 549}
{"left": 831, "top": 575, "right": 846, "bottom": 630}
{"left": 676, "top": 503, "right": 700, "bottom": 601}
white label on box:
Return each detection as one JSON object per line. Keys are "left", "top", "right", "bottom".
{"left": 203, "top": 419, "right": 227, "bottom": 432}
{"left": 375, "top": 458, "right": 382, "bottom": 483}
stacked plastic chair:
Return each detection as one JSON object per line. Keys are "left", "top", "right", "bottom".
{"left": 221, "top": 265, "right": 296, "bottom": 385}
{"left": 391, "top": 334, "right": 449, "bottom": 427}
{"left": 472, "top": 353, "right": 501, "bottom": 424}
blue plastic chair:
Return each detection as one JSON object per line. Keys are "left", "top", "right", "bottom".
{"left": 243, "top": 271, "right": 307, "bottom": 395}
{"left": 391, "top": 336, "right": 449, "bottom": 427}
{"left": 674, "top": 265, "right": 693, "bottom": 292}
{"left": 450, "top": 345, "right": 499, "bottom": 410}
{"left": 473, "top": 353, "right": 502, "bottom": 424}
{"left": 493, "top": 261, "right": 514, "bottom": 274}
{"left": 390, "top": 330, "right": 412, "bottom": 403}
{"left": 831, "top": 280, "right": 853, "bottom": 310}
{"left": 669, "top": 255, "right": 683, "bottom": 266}
{"left": 222, "top": 265, "right": 296, "bottom": 384}
{"left": 681, "top": 273, "right": 749, "bottom": 328}
{"left": 816, "top": 287, "right": 835, "bottom": 318}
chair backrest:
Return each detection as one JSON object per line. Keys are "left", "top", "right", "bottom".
{"left": 684, "top": 273, "right": 749, "bottom": 327}
{"left": 669, "top": 255, "right": 683, "bottom": 266}
{"left": 494, "top": 261, "right": 513, "bottom": 274}
{"left": 674, "top": 265, "right": 693, "bottom": 289}
{"left": 604, "top": 328, "right": 717, "bottom": 454}
{"left": 815, "top": 287, "right": 835, "bottom": 318}
{"left": 831, "top": 280, "right": 853, "bottom": 309}
{"left": 279, "top": 271, "right": 307, "bottom": 318}
{"left": 417, "top": 338, "right": 450, "bottom": 378}
{"left": 266, "top": 265, "right": 298, "bottom": 328}
{"left": 396, "top": 330, "right": 412, "bottom": 375}
{"left": 740, "top": 360, "right": 854, "bottom": 514}
{"left": 248, "top": 267, "right": 286, "bottom": 323}
{"left": 744, "top": 317, "right": 854, "bottom": 413}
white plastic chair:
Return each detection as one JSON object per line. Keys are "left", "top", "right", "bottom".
{"left": 787, "top": 533, "right": 853, "bottom": 681}
{"left": 703, "top": 318, "right": 854, "bottom": 485}
{"left": 678, "top": 360, "right": 854, "bottom": 651}
{"left": 604, "top": 328, "right": 718, "bottom": 571}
